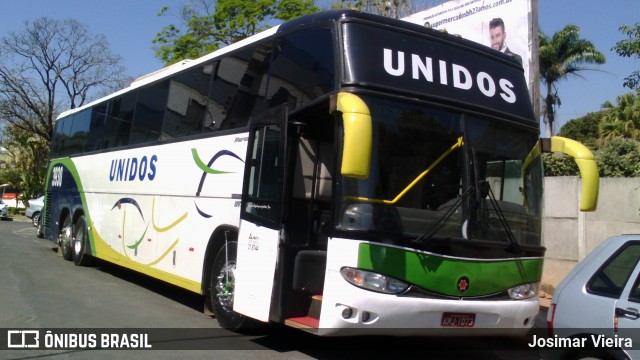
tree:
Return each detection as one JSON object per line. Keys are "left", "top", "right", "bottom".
{"left": 153, "top": 0, "right": 319, "bottom": 65}
{"left": 598, "top": 92, "right": 640, "bottom": 145}
{"left": 595, "top": 138, "right": 640, "bottom": 177}
{"left": 543, "top": 153, "right": 579, "bottom": 176}
{"left": 0, "top": 124, "right": 49, "bottom": 200}
{"left": 0, "top": 18, "right": 125, "bottom": 198}
{"left": 0, "top": 17, "right": 125, "bottom": 143}
{"left": 539, "top": 25, "right": 606, "bottom": 138}
{"left": 331, "top": 0, "right": 412, "bottom": 18}
{"left": 557, "top": 111, "right": 604, "bottom": 150}
{"left": 612, "top": 22, "right": 640, "bottom": 92}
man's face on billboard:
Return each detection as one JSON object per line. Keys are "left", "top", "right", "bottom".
{"left": 490, "top": 25, "right": 505, "bottom": 50}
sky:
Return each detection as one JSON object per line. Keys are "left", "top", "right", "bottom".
{"left": 0, "top": 0, "right": 638, "bottom": 133}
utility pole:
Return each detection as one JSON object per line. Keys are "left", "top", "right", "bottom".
{"left": 530, "top": 0, "right": 541, "bottom": 131}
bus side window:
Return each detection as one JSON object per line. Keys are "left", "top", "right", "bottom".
{"left": 163, "top": 65, "right": 212, "bottom": 138}
{"left": 130, "top": 80, "right": 169, "bottom": 145}
{"left": 50, "top": 118, "right": 65, "bottom": 158}
{"left": 268, "top": 28, "right": 335, "bottom": 111}
{"left": 214, "top": 45, "right": 270, "bottom": 130}
{"left": 67, "top": 109, "right": 90, "bottom": 156}
{"left": 57, "top": 114, "right": 74, "bottom": 157}
{"left": 84, "top": 102, "right": 108, "bottom": 152}
{"left": 103, "top": 92, "right": 136, "bottom": 149}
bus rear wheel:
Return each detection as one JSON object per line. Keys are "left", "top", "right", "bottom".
{"left": 36, "top": 215, "right": 44, "bottom": 239}
{"left": 72, "top": 216, "right": 93, "bottom": 266}
{"left": 59, "top": 215, "right": 72, "bottom": 261}
{"left": 210, "top": 240, "right": 248, "bottom": 330}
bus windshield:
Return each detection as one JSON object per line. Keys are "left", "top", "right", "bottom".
{"left": 337, "top": 94, "right": 543, "bottom": 247}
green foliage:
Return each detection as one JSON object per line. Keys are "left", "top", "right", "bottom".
{"left": 598, "top": 92, "right": 640, "bottom": 146}
{"left": 543, "top": 153, "right": 579, "bottom": 176}
{"left": 0, "top": 17, "right": 124, "bottom": 198}
{"left": 0, "top": 124, "right": 49, "bottom": 200}
{"left": 549, "top": 109, "right": 640, "bottom": 177}
{"left": 330, "top": 0, "right": 411, "bottom": 18}
{"left": 153, "top": 0, "right": 319, "bottom": 65}
{"left": 612, "top": 23, "right": 640, "bottom": 91}
{"left": 558, "top": 111, "right": 603, "bottom": 149}
{"left": 595, "top": 138, "right": 640, "bottom": 177}
{"left": 539, "top": 25, "right": 606, "bottom": 136}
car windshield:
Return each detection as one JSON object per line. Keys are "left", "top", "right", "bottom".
{"left": 336, "top": 94, "right": 544, "bottom": 247}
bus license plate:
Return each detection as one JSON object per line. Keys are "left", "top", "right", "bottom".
{"left": 441, "top": 312, "right": 476, "bottom": 327}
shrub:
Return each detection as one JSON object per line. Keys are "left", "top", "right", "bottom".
{"left": 596, "top": 138, "right": 640, "bottom": 177}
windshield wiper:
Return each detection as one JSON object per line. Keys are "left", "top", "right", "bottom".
{"left": 412, "top": 186, "right": 475, "bottom": 245}
{"left": 478, "top": 180, "right": 523, "bottom": 256}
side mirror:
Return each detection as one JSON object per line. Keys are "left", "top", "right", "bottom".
{"left": 541, "top": 136, "right": 599, "bottom": 211}
{"left": 331, "top": 93, "right": 372, "bottom": 179}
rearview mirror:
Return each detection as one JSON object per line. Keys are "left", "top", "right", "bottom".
{"left": 332, "top": 93, "right": 372, "bottom": 179}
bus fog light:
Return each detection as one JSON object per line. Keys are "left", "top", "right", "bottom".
{"left": 342, "top": 307, "right": 353, "bottom": 319}
{"left": 508, "top": 282, "right": 539, "bottom": 300}
{"left": 340, "top": 267, "right": 409, "bottom": 294}
{"left": 361, "top": 311, "right": 370, "bottom": 322}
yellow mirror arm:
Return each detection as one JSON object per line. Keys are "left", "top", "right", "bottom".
{"left": 549, "top": 136, "right": 599, "bottom": 211}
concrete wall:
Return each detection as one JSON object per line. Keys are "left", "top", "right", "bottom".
{"left": 542, "top": 177, "right": 640, "bottom": 289}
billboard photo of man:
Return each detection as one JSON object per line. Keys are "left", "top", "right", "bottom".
{"left": 489, "top": 17, "right": 523, "bottom": 65}
{"left": 402, "top": 0, "right": 531, "bottom": 85}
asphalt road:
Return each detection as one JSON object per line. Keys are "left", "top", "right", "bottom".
{"left": 0, "top": 217, "right": 548, "bottom": 359}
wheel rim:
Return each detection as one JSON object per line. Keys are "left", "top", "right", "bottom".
{"left": 33, "top": 213, "right": 40, "bottom": 226}
{"left": 60, "top": 224, "right": 71, "bottom": 250}
{"left": 215, "top": 261, "right": 236, "bottom": 310}
{"left": 73, "top": 226, "right": 84, "bottom": 255}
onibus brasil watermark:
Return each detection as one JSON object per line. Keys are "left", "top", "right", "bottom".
{"left": 7, "top": 330, "right": 152, "bottom": 350}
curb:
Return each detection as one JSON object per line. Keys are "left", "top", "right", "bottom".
{"left": 539, "top": 293, "right": 551, "bottom": 310}
{"left": 2, "top": 215, "right": 31, "bottom": 223}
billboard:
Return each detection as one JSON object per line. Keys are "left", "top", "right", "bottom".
{"left": 403, "top": 0, "right": 533, "bottom": 87}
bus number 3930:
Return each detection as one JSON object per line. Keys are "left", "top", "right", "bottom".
{"left": 51, "top": 166, "right": 64, "bottom": 188}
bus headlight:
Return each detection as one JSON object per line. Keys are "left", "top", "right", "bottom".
{"left": 508, "top": 282, "right": 539, "bottom": 300}
{"left": 340, "top": 267, "right": 409, "bottom": 294}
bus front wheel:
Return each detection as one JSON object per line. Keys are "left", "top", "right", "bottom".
{"left": 59, "top": 215, "right": 72, "bottom": 261}
{"left": 209, "top": 240, "right": 247, "bottom": 330}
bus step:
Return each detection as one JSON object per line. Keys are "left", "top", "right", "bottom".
{"left": 284, "top": 295, "right": 323, "bottom": 333}
{"left": 308, "top": 294, "right": 322, "bottom": 319}
{"left": 284, "top": 316, "right": 319, "bottom": 333}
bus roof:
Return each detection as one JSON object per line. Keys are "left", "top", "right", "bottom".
{"left": 56, "top": 10, "right": 525, "bottom": 121}
{"left": 56, "top": 25, "right": 280, "bottom": 121}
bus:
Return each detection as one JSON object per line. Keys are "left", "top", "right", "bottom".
{"left": 43, "top": 10, "right": 598, "bottom": 336}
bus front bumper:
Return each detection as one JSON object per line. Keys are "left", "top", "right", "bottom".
{"left": 318, "top": 268, "right": 539, "bottom": 337}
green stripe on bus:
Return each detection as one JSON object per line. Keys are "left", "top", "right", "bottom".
{"left": 48, "top": 159, "right": 95, "bottom": 255}
{"left": 357, "top": 243, "right": 543, "bottom": 297}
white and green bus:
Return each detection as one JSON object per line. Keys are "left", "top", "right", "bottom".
{"left": 43, "top": 10, "right": 598, "bottom": 336}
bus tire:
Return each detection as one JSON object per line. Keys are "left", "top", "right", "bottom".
{"left": 210, "top": 240, "right": 247, "bottom": 331}
{"left": 59, "top": 215, "right": 73, "bottom": 261}
{"left": 72, "top": 216, "right": 93, "bottom": 266}
{"left": 36, "top": 215, "right": 44, "bottom": 239}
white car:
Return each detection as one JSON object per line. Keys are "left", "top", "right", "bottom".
{"left": 25, "top": 196, "right": 44, "bottom": 226}
{"left": 546, "top": 234, "right": 640, "bottom": 360}
{"left": 0, "top": 199, "right": 8, "bottom": 219}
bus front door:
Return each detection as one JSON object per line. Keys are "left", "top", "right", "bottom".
{"left": 234, "top": 106, "right": 287, "bottom": 322}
